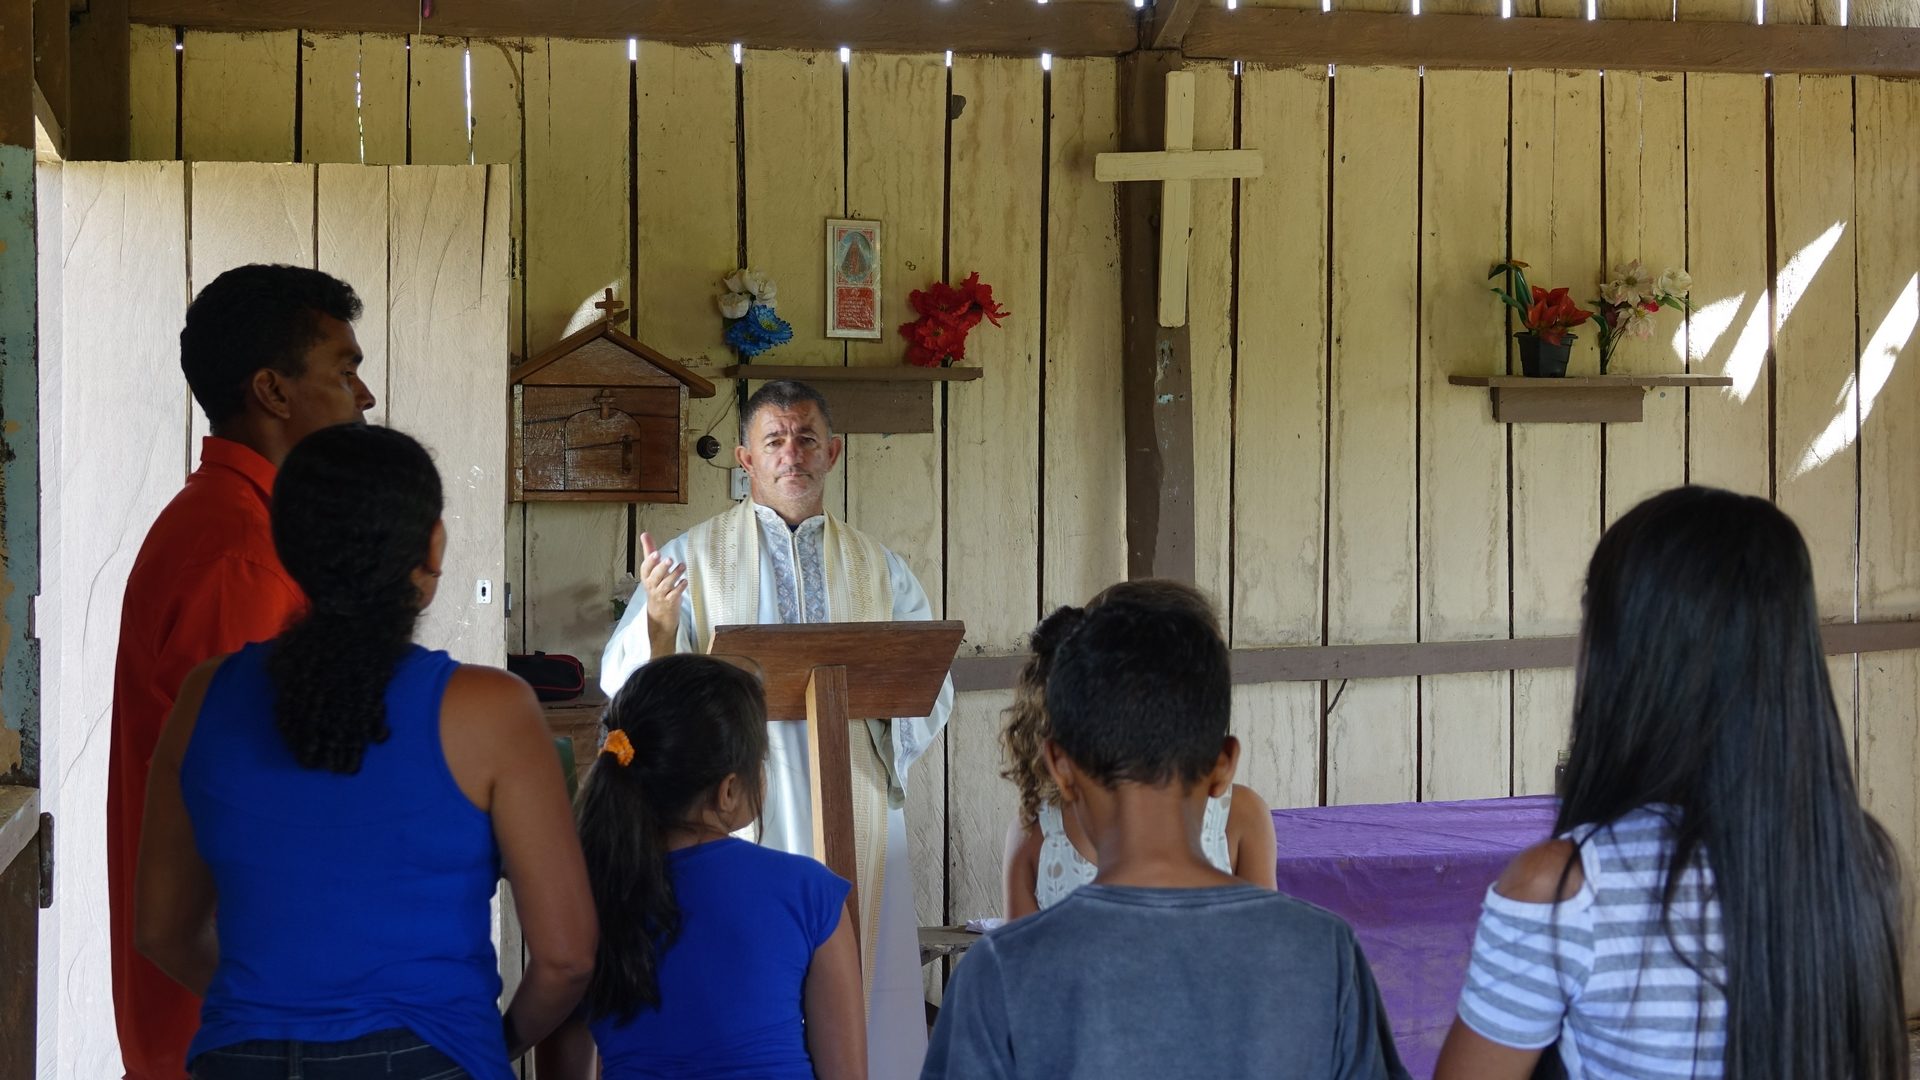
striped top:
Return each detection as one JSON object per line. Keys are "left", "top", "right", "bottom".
{"left": 1456, "top": 805, "right": 1726, "bottom": 1079}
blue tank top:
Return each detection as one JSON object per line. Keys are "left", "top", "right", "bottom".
{"left": 182, "top": 643, "right": 509, "bottom": 1080}
{"left": 589, "top": 838, "right": 850, "bottom": 1079}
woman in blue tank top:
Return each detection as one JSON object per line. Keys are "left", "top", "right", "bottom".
{"left": 536, "top": 655, "right": 866, "bottom": 1079}
{"left": 135, "top": 425, "right": 598, "bottom": 1079}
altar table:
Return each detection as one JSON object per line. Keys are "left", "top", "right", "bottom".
{"left": 1271, "top": 795, "right": 1559, "bottom": 1079}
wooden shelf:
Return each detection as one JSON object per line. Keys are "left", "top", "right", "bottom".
{"left": 1447, "top": 373, "right": 1733, "bottom": 424}
{"left": 709, "top": 364, "right": 984, "bottom": 434}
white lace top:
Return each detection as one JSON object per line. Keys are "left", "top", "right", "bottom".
{"left": 1033, "top": 791, "right": 1235, "bottom": 910}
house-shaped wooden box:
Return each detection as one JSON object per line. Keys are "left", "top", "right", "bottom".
{"left": 510, "top": 316, "right": 717, "bottom": 503}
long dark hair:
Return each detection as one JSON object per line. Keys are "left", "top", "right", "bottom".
{"left": 267, "top": 425, "right": 442, "bottom": 773}
{"left": 1560, "top": 485, "right": 1904, "bottom": 1079}
{"left": 577, "top": 654, "right": 769, "bottom": 1022}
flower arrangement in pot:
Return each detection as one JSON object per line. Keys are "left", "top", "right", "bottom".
{"left": 1488, "top": 260, "right": 1594, "bottom": 378}
{"left": 1591, "top": 260, "right": 1692, "bottom": 374}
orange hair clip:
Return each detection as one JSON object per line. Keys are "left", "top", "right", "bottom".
{"left": 600, "top": 728, "right": 635, "bottom": 767}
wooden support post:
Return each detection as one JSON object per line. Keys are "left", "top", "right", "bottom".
{"left": 1119, "top": 50, "right": 1197, "bottom": 582}
{"left": 0, "top": 0, "right": 32, "bottom": 148}
{"left": 30, "top": 0, "right": 66, "bottom": 139}
{"left": 68, "top": 0, "right": 130, "bottom": 159}
{"left": 804, "top": 664, "right": 860, "bottom": 937}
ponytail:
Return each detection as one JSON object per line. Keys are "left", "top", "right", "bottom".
{"left": 577, "top": 654, "right": 769, "bottom": 1022}
{"left": 267, "top": 425, "right": 442, "bottom": 774}
{"left": 576, "top": 751, "right": 679, "bottom": 1020}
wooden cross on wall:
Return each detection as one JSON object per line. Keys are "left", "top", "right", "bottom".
{"left": 1096, "top": 71, "right": 1265, "bottom": 328}
{"left": 594, "top": 287, "right": 628, "bottom": 322}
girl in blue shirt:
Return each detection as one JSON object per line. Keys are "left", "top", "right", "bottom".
{"left": 540, "top": 655, "right": 866, "bottom": 1080}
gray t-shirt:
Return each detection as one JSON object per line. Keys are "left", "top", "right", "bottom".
{"left": 922, "top": 884, "right": 1409, "bottom": 1080}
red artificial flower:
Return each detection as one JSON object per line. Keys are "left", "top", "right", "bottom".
{"left": 898, "top": 273, "right": 1011, "bottom": 367}
{"left": 1525, "top": 285, "right": 1593, "bottom": 345}
{"left": 959, "top": 272, "right": 1010, "bottom": 327}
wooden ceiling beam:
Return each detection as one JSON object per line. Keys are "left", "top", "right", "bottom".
{"left": 1186, "top": 6, "right": 1920, "bottom": 76}
{"left": 1148, "top": 0, "right": 1206, "bottom": 50}
{"left": 126, "top": 0, "right": 1143, "bottom": 57}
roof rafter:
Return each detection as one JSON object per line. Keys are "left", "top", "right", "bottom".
{"left": 126, "top": 0, "right": 1141, "bottom": 57}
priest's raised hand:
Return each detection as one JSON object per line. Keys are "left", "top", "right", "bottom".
{"left": 638, "top": 531, "right": 688, "bottom": 660}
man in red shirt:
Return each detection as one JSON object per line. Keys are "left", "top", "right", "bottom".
{"left": 110, "top": 265, "right": 376, "bottom": 1080}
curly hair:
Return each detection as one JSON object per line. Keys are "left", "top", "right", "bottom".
{"left": 999, "top": 579, "right": 1221, "bottom": 824}
{"left": 181, "top": 264, "right": 363, "bottom": 429}
{"left": 267, "top": 425, "right": 442, "bottom": 774}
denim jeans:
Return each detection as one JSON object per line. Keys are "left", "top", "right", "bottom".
{"left": 190, "top": 1028, "right": 471, "bottom": 1080}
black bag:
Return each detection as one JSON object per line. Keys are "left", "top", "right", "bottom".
{"left": 507, "top": 652, "right": 586, "bottom": 702}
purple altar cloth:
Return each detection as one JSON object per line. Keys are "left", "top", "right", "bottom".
{"left": 1270, "top": 795, "right": 1559, "bottom": 1080}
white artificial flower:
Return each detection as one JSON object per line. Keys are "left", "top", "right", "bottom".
{"left": 1624, "top": 305, "right": 1656, "bottom": 340}
{"left": 718, "top": 291, "right": 752, "bottom": 319}
{"left": 724, "top": 270, "right": 748, "bottom": 295}
{"left": 1600, "top": 278, "right": 1635, "bottom": 306}
{"left": 743, "top": 270, "right": 778, "bottom": 305}
{"left": 1658, "top": 267, "right": 1692, "bottom": 297}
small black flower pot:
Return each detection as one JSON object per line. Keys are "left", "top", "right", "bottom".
{"left": 1515, "top": 332, "right": 1575, "bottom": 378}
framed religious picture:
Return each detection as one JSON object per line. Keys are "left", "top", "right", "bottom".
{"left": 826, "top": 218, "right": 882, "bottom": 339}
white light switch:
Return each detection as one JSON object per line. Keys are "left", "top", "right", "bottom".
{"left": 731, "top": 468, "right": 751, "bottom": 501}
{"left": 475, "top": 579, "right": 493, "bottom": 604}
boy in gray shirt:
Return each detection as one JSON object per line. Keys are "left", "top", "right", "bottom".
{"left": 921, "top": 593, "right": 1409, "bottom": 1080}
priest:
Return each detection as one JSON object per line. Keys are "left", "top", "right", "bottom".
{"left": 600, "top": 379, "right": 953, "bottom": 1077}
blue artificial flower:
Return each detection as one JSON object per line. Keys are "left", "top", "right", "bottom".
{"left": 724, "top": 302, "right": 794, "bottom": 359}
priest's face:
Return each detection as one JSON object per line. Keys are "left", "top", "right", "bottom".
{"left": 736, "top": 402, "right": 844, "bottom": 522}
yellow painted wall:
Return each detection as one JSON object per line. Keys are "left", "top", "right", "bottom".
{"left": 126, "top": 33, "right": 1920, "bottom": 993}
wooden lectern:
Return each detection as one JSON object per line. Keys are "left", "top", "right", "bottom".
{"left": 707, "top": 620, "right": 964, "bottom": 934}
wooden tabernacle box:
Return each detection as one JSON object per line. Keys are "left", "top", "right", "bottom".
{"left": 510, "top": 293, "right": 717, "bottom": 503}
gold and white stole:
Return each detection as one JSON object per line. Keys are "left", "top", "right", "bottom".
{"left": 684, "top": 499, "right": 896, "bottom": 1007}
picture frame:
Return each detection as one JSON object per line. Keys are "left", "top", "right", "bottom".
{"left": 826, "top": 218, "right": 883, "bottom": 340}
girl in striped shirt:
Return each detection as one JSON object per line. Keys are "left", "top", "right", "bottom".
{"left": 1435, "top": 486, "right": 1906, "bottom": 1080}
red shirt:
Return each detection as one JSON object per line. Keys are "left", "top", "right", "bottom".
{"left": 107, "top": 437, "right": 304, "bottom": 1080}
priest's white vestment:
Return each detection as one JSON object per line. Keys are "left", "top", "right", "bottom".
{"left": 600, "top": 499, "right": 954, "bottom": 1079}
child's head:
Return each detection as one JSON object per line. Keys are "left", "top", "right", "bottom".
{"left": 1042, "top": 596, "right": 1234, "bottom": 806}
{"left": 1001, "top": 581, "right": 1223, "bottom": 822}
{"left": 576, "top": 654, "right": 769, "bottom": 1021}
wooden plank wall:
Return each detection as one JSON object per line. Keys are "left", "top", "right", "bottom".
{"left": 35, "top": 161, "right": 507, "bottom": 1079}
{"left": 123, "top": 32, "right": 1920, "bottom": 986}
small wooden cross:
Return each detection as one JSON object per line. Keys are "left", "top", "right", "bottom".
{"left": 1096, "top": 71, "right": 1265, "bottom": 328}
{"left": 594, "top": 288, "right": 628, "bottom": 322}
